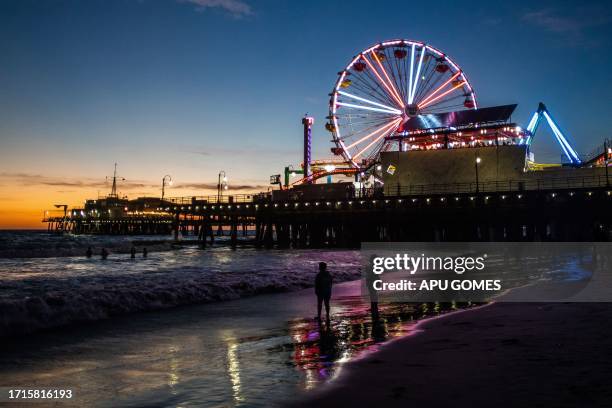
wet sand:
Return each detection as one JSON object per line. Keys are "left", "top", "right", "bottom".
{"left": 0, "top": 279, "right": 461, "bottom": 407}
{"left": 292, "top": 302, "right": 612, "bottom": 407}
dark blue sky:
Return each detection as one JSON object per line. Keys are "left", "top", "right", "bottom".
{"left": 1, "top": 0, "right": 611, "bottom": 189}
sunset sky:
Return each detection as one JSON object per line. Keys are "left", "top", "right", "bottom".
{"left": 1, "top": 0, "right": 611, "bottom": 228}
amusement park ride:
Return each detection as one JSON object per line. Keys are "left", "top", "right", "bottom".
{"left": 287, "top": 39, "right": 585, "bottom": 187}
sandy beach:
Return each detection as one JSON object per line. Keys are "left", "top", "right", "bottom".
{"left": 292, "top": 302, "right": 612, "bottom": 407}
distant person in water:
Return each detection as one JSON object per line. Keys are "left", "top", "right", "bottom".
{"left": 86, "top": 247, "right": 93, "bottom": 258}
{"left": 101, "top": 248, "right": 109, "bottom": 260}
{"left": 315, "top": 262, "right": 333, "bottom": 322}
{"left": 130, "top": 246, "right": 136, "bottom": 259}
{"left": 142, "top": 247, "right": 148, "bottom": 258}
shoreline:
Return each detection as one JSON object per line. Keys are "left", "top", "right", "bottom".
{"left": 0, "top": 251, "right": 363, "bottom": 338}
{"left": 291, "top": 301, "right": 612, "bottom": 407}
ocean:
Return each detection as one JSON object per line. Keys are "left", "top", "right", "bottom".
{"left": 0, "top": 231, "right": 457, "bottom": 406}
{"left": 0, "top": 231, "right": 363, "bottom": 337}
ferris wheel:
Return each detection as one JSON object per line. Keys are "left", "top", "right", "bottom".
{"left": 328, "top": 39, "right": 477, "bottom": 169}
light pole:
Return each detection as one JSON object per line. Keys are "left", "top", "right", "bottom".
{"left": 217, "top": 171, "right": 228, "bottom": 202}
{"left": 324, "top": 164, "right": 335, "bottom": 184}
{"left": 475, "top": 156, "right": 481, "bottom": 193}
{"left": 284, "top": 165, "right": 303, "bottom": 187}
{"left": 605, "top": 142, "right": 610, "bottom": 187}
{"left": 161, "top": 175, "right": 172, "bottom": 201}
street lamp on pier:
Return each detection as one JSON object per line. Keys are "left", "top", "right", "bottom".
{"left": 475, "top": 156, "right": 482, "bottom": 193}
{"left": 605, "top": 142, "right": 610, "bottom": 187}
{"left": 161, "top": 175, "right": 172, "bottom": 201}
{"left": 218, "top": 171, "right": 228, "bottom": 202}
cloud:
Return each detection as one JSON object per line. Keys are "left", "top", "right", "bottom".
{"left": 0, "top": 172, "right": 266, "bottom": 196}
{"left": 176, "top": 182, "right": 267, "bottom": 191}
{"left": 522, "top": 10, "right": 580, "bottom": 33}
{"left": 178, "top": 0, "right": 252, "bottom": 17}
{"left": 522, "top": 8, "right": 611, "bottom": 45}
{"left": 0, "top": 172, "right": 157, "bottom": 190}
{"left": 182, "top": 145, "right": 300, "bottom": 158}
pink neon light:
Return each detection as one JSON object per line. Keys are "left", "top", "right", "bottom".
{"left": 371, "top": 51, "right": 405, "bottom": 108}
{"left": 418, "top": 81, "right": 465, "bottom": 109}
{"left": 362, "top": 54, "right": 404, "bottom": 109}
{"left": 418, "top": 71, "right": 460, "bottom": 106}
{"left": 353, "top": 118, "right": 401, "bottom": 159}
{"left": 346, "top": 119, "right": 401, "bottom": 149}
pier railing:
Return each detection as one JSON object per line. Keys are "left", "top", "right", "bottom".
{"left": 383, "top": 174, "right": 610, "bottom": 197}
{"left": 166, "top": 193, "right": 265, "bottom": 205}
{"left": 166, "top": 175, "right": 609, "bottom": 205}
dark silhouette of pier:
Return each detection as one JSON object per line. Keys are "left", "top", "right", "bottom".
{"left": 43, "top": 174, "right": 611, "bottom": 246}
{"left": 175, "top": 175, "right": 610, "bottom": 247}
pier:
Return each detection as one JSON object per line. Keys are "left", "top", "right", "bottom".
{"left": 170, "top": 175, "right": 611, "bottom": 247}
{"left": 45, "top": 173, "right": 610, "bottom": 246}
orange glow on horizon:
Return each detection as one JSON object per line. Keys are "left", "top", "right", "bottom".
{"left": 0, "top": 181, "right": 262, "bottom": 229}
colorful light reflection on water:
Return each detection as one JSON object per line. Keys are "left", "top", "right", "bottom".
{"left": 286, "top": 296, "right": 467, "bottom": 390}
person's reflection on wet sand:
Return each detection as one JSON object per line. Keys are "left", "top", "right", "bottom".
{"left": 317, "top": 323, "right": 340, "bottom": 369}
{"left": 370, "top": 313, "right": 387, "bottom": 343}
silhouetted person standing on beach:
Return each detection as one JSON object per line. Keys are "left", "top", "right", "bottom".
{"left": 315, "top": 262, "right": 333, "bottom": 322}
{"left": 142, "top": 247, "right": 148, "bottom": 258}
{"left": 130, "top": 246, "right": 136, "bottom": 259}
{"left": 101, "top": 248, "right": 109, "bottom": 260}
{"left": 86, "top": 247, "right": 93, "bottom": 258}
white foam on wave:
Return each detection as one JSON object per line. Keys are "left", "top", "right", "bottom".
{"left": 0, "top": 246, "right": 362, "bottom": 337}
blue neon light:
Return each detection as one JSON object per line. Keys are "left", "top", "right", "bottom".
{"left": 523, "top": 112, "right": 540, "bottom": 146}
{"left": 523, "top": 103, "right": 581, "bottom": 164}
{"left": 542, "top": 111, "right": 581, "bottom": 163}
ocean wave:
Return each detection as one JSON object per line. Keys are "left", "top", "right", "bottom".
{"left": 0, "top": 248, "right": 362, "bottom": 337}
{"left": 0, "top": 231, "right": 180, "bottom": 258}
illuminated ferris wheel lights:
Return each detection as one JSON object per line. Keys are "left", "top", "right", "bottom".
{"left": 330, "top": 39, "right": 477, "bottom": 168}
{"left": 408, "top": 44, "right": 416, "bottom": 103}
{"left": 336, "top": 101, "right": 402, "bottom": 115}
{"left": 337, "top": 90, "right": 402, "bottom": 114}
{"left": 345, "top": 119, "right": 401, "bottom": 150}
{"left": 353, "top": 118, "right": 401, "bottom": 159}
{"left": 362, "top": 54, "right": 405, "bottom": 108}
{"left": 418, "top": 81, "right": 466, "bottom": 110}
{"left": 370, "top": 51, "right": 405, "bottom": 108}
{"left": 419, "top": 71, "right": 461, "bottom": 107}
{"left": 409, "top": 46, "right": 426, "bottom": 104}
